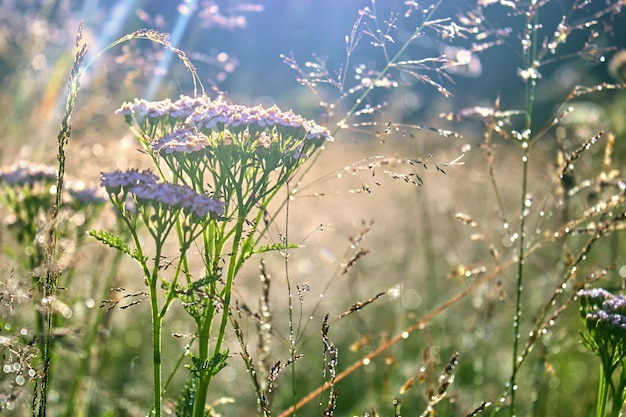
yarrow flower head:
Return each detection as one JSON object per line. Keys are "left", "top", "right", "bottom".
{"left": 116, "top": 94, "right": 333, "bottom": 147}
{"left": 65, "top": 180, "right": 107, "bottom": 206}
{"left": 0, "top": 161, "right": 106, "bottom": 208}
{"left": 579, "top": 288, "right": 626, "bottom": 351}
{"left": 100, "top": 169, "right": 224, "bottom": 218}
{"left": 152, "top": 127, "right": 211, "bottom": 155}
{"left": 0, "top": 161, "right": 57, "bottom": 186}
{"left": 130, "top": 182, "right": 224, "bottom": 217}
{"left": 100, "top": 169, "right": 160, "bottom": 194}
{"left": 117, "top": 95, "right": 333, "bottom": 205}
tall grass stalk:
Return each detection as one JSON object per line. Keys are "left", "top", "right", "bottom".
{"left": 34, "top": 23, "right": 87, "bottom": 417}
{"left": 509, "top": 5, "right": 540, "bottom": 415}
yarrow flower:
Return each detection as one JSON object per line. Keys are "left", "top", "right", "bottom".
{"left": 579, "top": 288, "right": 626, "bottom": 348}
{"left": 579, "top": 288, "right": 626, "bottom": 416}
{"left": 115, "top": 96, "right": 211, "bottom": 121}
{"left": 0, "top": 161, "right": 105, "bottom": 207}
{"left": 65, "top": 180, "right": 107, "bottom": 205}
{"left": 152, "top": 127, "right": 211, "bottom": 154}
{"left": 0, "top": 161, "right": 57, "bottom": 186}
{"left": 100, "top": 169, "right": 224, "bottom": 217}
{"left": 116, "top": 95, "right": 334, "bottom": 144}
{"left": 100, "top": 169, "right": 159, "bottom": 193}
{"left": 130, "top": 182, "right": 224, "bottom": 217}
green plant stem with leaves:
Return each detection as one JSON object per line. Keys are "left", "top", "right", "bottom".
{"left": 191, "top": 153, "right": 292, "bottom": 417}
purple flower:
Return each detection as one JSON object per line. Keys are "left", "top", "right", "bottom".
{"left": 0, "top": 161, "right": 57, "bottom": 186}
{"left": 120, "top": 95, "right": 333, "bottom": 143}
{"left": 100, "top": 169, "right": 159, "bottom": 193}
{"left": 578, "top": 288, "right": 614, "bottom": 301}
{"left": 115, "top": 96, "right": 214, "bottom": 122}
{"left": 129, "top": 182, "right": 224, "bottom": 217}
{"left": 152, "top": 128, "right": 210, "bottom": 155}
{"left": 580, "top": 288, "right": 626, "bottom": 339}
{"left": 65, "top": 180, "right": 107, "bottom": 205}
{"left": 188, "top": 193, "right": 225, "bottom": 217}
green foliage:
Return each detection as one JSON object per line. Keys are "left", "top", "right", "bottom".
{"left": 89, "top": 229, "right": 146, "bottom": 262}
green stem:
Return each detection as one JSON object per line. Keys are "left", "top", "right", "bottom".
{"left": 609, "top": 361, "right": 626, "bottom": 417}
{"left": 510, "top": 7, "right": 539, "bottom": 416}
{"left": 151, "top": 275, "right": 163, "bottom": 417}
{"left": 597, "top": 361, "right": 609, "bottom": 417}
{"left": 192, "top": 314, "right": 212, "bottom": 417}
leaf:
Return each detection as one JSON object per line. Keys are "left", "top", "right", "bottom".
{"left": 89, "top": 229, "right": 146, "bottom": 262}
{"left": 253, "top": 243, "right": 301, "bottom": 254}
{"left": 190, "top": 350, "right": 229, "bottom": 378}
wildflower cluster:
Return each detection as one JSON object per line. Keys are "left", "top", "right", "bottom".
{"left": 116, "top": 95, "right": 331, "bottom": 142}
{"left": 0, "top": 161, "right": 105, "bottom": 255}
{"left": 579, "top": 288, "right": 626, "bottom": 417}
{"left": 580, "top": 288, "right": 626, "bottom": 350}
{"left": 95, "top": 95, "right": 331, "bottom": 417}
{"left": 115, "top": 95, "right": 332, "bottom": 214}
{"left": 101, "top": 169, "right": 223, "bottom": 219}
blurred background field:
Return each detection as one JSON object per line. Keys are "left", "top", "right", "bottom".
{"left": 1, "top": 1, "right": 626, "bottom": 416}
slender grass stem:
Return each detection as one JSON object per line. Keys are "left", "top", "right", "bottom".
{"left": 509, "top": 5, "right": 541, "bottom": 415}
{"left": 281, "top": 184, "right": 299, "bottom": 415}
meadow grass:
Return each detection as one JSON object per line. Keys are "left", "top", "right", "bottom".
{"left": 1, "top": 1, "right": 625, "bottom": 416}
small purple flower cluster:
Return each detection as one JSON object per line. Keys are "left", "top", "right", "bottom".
{"left": 152, "top": 127, "right": 210, "bottom": 154}
{"left": 0, "top": 161, "right": 56, "bottom": 186}
{"left": 101, "top": 169, "right": 224, "bottom": 217}
{"left": 0, "top": 161, "right": 106, "bottom": 207}
{"left": 579, "top": 288, "right": 626, "bottom": 338}
{"left": 116, "top": 95, "right": 333, "bottom": 143}
{"left": 115, "top": 96, "right": 209, "bottom": 121}
{"left": 101, "top": 169, "right": 160, "bottom": 192}
{"left": 65, "top": 180, "right": 107, "bottom": 205}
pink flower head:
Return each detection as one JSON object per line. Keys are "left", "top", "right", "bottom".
{"left": 129, "top": 182, "right": 224, "bottom": 217}
{"left": 100, "top": 169, "right": 159, "bottom": 193}
{"left": 152, "top": 128, "right": 210, "bottom": 155}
